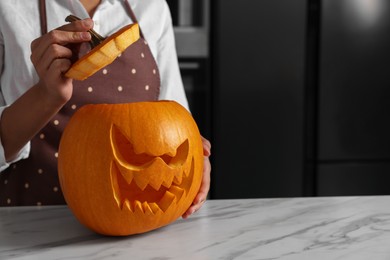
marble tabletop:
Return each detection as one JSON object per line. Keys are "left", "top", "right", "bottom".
{"left": 1, "top": 196, "right": 390, "bottom": 259}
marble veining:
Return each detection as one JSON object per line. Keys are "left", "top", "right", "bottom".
{"left": 2, "top": 196, "right": 390, "bottom": 259}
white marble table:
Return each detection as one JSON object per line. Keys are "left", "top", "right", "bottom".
{"left": 2, "top": 196, "right": 390, "bottom": 259}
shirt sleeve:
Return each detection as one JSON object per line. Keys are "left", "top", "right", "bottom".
{"left": 0, "top": 24, "right": 30, "bottom": 173}
{"left": 155, "top": 1, "right": 190, "bottom": 111}
{"left": 0, "top": 107, "right": 31, "bottom": 173}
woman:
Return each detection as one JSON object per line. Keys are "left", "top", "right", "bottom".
{"left": 0, "top": 0, "right": 211, "bottom": 218}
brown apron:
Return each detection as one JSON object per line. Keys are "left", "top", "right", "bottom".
{"left": 0, "top": 0, "right": 160, "bottom": 206}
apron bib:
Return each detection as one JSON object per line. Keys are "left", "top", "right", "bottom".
{"left": 0, "top": 0, "right": 160, "bottom": 206}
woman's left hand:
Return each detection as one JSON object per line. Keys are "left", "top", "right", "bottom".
{"left": 182, "top": 135, "right": 211, "bottom": 219}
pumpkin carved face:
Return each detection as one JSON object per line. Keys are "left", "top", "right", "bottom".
{"left": 58, "top": 101, "right": 203, "bottom": 236}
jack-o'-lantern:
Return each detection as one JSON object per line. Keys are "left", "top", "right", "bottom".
{"left": 58, "top": 101, "right": 203, "bottom": 236}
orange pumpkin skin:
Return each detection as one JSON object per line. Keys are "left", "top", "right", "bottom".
{"left": 58, "top": 101, "right": 203, "bottom": 236}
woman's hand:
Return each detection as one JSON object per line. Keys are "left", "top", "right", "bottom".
{"left": 30, "top": 18, "right": 93, "bottom": 106}
{"left": 1, "top": 18, "right": 95, "bottom": 162}
{"left": 182, "top": 135, "right": 211, "bottom": 219}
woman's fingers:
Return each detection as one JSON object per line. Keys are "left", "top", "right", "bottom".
{"left": 201, "top": 135, "right": 211, "bottom": 156}
{"left": 31, "top": 30, "right": 90, "bottom": 66}
{"left": 182, "top": 136, "right": 212, "bottom": 218}
{"left": 182, "top": 160, "right": 210, "bottom": 219}
{"left": 30, "top": 18, "right": 93, "bottom": 68}
{"left": 49, "top": 58, "right": 73, "bottom": 79}
{"left": 29, "top": 18, "right": 95, "bottom": 103}
{"left": 32, "top": 44, "right": 73, "bottom": 77}
{"left": 30, "top": 18, "right": 94, "bottom": 82}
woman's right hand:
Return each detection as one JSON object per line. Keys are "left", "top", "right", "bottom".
{"left": 30, "top": 18, "right": 93, "bottom": 106}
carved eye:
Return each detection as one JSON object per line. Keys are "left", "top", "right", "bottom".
{"left": 111, "top": 124, "right": 189, "bottom": 167}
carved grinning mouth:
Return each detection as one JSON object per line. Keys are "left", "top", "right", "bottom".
{"left": 110, "top": 125, "right": 193, "bottom": 214}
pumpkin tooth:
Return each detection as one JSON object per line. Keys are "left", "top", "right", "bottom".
{"left": 142, "top": 202, "right": 154, "bottom": 216}
{"left": 134, "top": 200, "right": 144, "bottom": 213}
{"left": 133, "top": 176, "right": 149, "bottom": 191}
{"left": 148, "top": 202, "right": 163, "bottom": 214}
{"left": 123, "top": 199, "right": 133, "bottom": 212}
{"left": 183, "top": 157, "right": 194, "bottom": 178}
{"left": 173, "top": 172, "right": 183, "bottom": 185}
{"left": 183, "top": 163, "right": 191, "bottom": 178}
{"left": 169, "top": 186, "right": 184, "bottom": 201}
{"left": 120, "top": 170, "right": 134, "bottom": 185}
{"left": 157, "top": 191, "right": 175, "bottom": 212}
{"left": 148, "top": 178, "right": 163, "bottom": 191}
{"left": 162, "top": 173, "right": 175, "bottom": 189}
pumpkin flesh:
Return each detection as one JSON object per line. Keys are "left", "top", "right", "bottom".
{"left": 65, "top": 23, "right": 140, "bottom": 80}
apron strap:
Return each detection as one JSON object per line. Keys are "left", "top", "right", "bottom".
{"left": 123, "top": 0, "right": 145, "bottom": 39}
{"left": 39, "top": 0, "right": 47, "bottom": 35}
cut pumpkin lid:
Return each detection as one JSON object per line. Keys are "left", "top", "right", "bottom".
{"left": 65, "top": 23, "right": 140, "bottom": 81}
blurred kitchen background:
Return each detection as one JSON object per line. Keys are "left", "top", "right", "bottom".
{"left": 167, "top": 0, "right": 390, "bottom": 199}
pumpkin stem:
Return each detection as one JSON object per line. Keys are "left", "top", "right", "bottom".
{"left": 65, "top": 15, "right": 106, "bottom": 49}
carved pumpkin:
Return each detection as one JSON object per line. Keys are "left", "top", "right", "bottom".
{"left": 65, "top": 23, "right": 140, "bottom": 80}
{"left": 58, "top": 101, "right": 203, "bottom": 236}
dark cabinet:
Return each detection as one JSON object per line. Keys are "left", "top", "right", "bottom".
{"left": 210, "top": 0, "right": 307, "bottom": 199}
{"left": 210, "top": 0, "right": 390, "bottom": 199}
{"left": 318, "top": 0, "right": 390, "bottom": 160}
{"left": 317, "top": 164, "right": 390, "bottom": 196}
{"left": 316, "top": 0, "right": 390, "bottom": 195}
